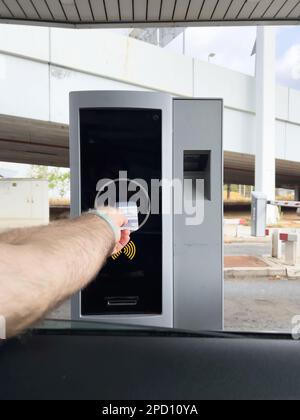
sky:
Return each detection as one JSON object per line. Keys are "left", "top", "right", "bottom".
{"left": 181, "top": 25, "right": 300, "bottom": 90}
{"left": 1, "top": 25, "right": 299, "bottom": 180}
{"left": 276, "top": 26, "right": 300, "bottom": 89}
{"left": 0, "top": 162, "right": 29, "bottom": 178}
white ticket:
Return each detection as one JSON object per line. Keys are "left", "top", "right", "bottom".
{"left": 117, "top": 202, "right": 139, "bottom": 232}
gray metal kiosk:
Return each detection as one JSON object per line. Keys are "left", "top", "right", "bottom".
{"left": 251, "top": 192, "right": 268, "bottom": 237}
{"left": 70, "top": 91, "right": 223, "bottom": 332}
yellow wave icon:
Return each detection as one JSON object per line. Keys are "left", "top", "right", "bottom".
{"left": 112, "top": 241, "right": 137, "bottom": 261}
{"left": 123, "top": 241, "right": 137, "bottom": 260}
{"left": 111, "top": 250, "right": 122, "bottom": 260}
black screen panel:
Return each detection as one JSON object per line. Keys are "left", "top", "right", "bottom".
{"left": 80, "top": 108, "right": 162, "bottom": 315}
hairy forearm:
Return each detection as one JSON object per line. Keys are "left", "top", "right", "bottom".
{"left": 0, "top": 225, "right": 47, "bottom": 245}
{"left": 0, "top": 214, "right": 115, "bottom": 338}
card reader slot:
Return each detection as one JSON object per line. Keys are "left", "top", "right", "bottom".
{"left": 105, "top": 297, "right": 139, "bottom": 307}
{"left": 184, "top": 150, "right": 211, "bottom": 201}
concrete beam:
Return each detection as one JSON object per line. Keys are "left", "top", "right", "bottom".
{"left": 255, "top": 26, "right": 277, "bottom": 224}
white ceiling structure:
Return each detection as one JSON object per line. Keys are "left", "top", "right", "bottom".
{"left": 0, "top": 0, "right": 299, "bottom": 27}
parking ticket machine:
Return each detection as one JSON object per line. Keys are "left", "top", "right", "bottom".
{"left": 70, "top": 91, "right": 223, "bottom": 331}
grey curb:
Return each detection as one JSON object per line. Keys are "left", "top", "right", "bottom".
{"left": 224, "top": 267, "right": 287, "bottom": 280}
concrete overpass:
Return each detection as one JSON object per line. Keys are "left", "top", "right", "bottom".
{"left": 0, "top": 24, "right": 300, "bottom": 187}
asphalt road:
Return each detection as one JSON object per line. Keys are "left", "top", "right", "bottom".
{"left": 224, "top": 242, "right": 299, "bottom": 332}
{"left": 225, "top": 278, "right": 300, "bottom": 333}
{"left": 49, "top": 276, "right": 300, "bottom": 334}
{"left": 48, "top": 242, "right": 299, "bottom": 334}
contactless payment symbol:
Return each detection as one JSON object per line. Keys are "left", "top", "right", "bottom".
{"left": 112, "top": 241, "right": 137, "bottom": 261}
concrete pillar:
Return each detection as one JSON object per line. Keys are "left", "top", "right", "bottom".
{"left": 294, "top": 187, "right": 300, "bottom": 215}
{"left": 296, "top": 231, "right": 300, "bottom": 256}
{"left": 227, "top": 184, "right": 231, "bottom": 200}
{"left": 272, "top": 229, "right": 282, "bottom": 259}
{"left": 285, "top": 240, "right": 297, "bottom": 266}
{"left": 255, "top": 26, "right": 277, "bottom": 225}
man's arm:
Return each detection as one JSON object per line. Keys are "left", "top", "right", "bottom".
{"left": 0, "top": 225, "right": 53, "bottom": 245}
{"left": 0, "top": 209, "right": 130, "bottom": 338}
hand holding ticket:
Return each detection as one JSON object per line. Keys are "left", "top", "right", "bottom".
{"left": 117, "top": 202, "right": 139, "bottom": 232}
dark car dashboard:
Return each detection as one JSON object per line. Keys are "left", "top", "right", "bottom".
{"left": 0, "top": 327, "right": 299, "bottom": 400}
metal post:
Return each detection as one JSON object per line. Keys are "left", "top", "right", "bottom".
{"left": 251, "top": 192, "right": 267, "bottom": 237}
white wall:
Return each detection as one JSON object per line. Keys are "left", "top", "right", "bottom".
{"left": 224, "top": 109, "right": 255, "bottom": 155}
{"left": 0, "top": 24, "right": 299, "bottom": 162}
{"left": 194, "top": 60, "right": 256, "bottom": 113}
{"left": 0, "top": 24, "right": 49, "bottom": 61}
{"left": 0, "top": 179, "right": 49, "bottom": 229}
{"left": 0, "top": 54, "right": 49, "bottom": 121}
{"left": 49, "top": 65, "right": 147, "bottom": 123}
{"left": 50, "top": 28, "right": 193, "bottom": 96}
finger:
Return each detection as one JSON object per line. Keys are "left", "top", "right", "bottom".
{"left": 115, "top": 209, "right": 127, "bottom": 226}
{"left": 113, "top": 244, "right": 122, "bottom": 255}
{"left": 119, "top": 231, "right": 130, "bottom": 247}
